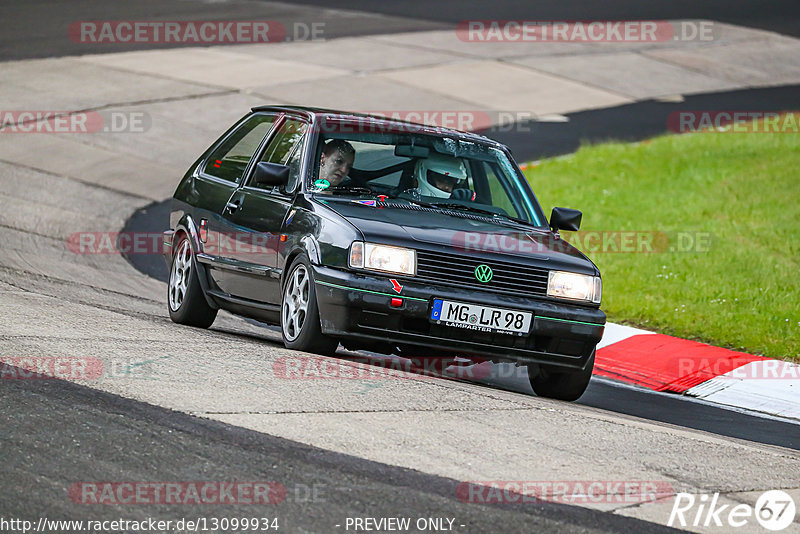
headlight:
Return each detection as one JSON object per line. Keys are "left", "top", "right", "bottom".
{"left": 547, "top": 271, "right": 602, "bottom": 304}
{"left": 349, "top": 242, "right": 416, "bottom": 276}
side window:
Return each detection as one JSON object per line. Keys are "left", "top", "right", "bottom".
{"left": 284, "top": 134, "right": 308, "bottom": 192}
{"left": 483, "top": 162, "right": 521, "bottom": 218}
{"left": 249, "top": 119, "right": 308, "bottom": 190}
{"left": 204, "top": 114, "right": 276, "bottom": 182}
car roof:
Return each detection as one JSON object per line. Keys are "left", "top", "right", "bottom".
{"left": 250, "top": 105, "right": 502, "bottom": 146}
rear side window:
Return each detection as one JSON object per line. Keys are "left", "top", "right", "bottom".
{"left": 204, "top": 114, "right": 276, "bottom": 182}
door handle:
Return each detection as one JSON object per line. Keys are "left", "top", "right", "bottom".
{"left": 225, "top": 200, "right": 241, "bottom": 213}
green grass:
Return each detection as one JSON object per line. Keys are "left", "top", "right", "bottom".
{"left": 522, "top": 124, "right": 800, "bottom": 361}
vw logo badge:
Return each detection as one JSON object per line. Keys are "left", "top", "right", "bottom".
{"left": 474, "top": 264, "right": 493, "bottom": 283}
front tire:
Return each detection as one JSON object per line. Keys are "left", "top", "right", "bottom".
{"left": 529, "top": 350, "right": 595, "bottom": 401}
{"left": 281, "top": 255, "right": 339, "bottom": 355}
{"left": 167, "top": 236, "right": 217, "bottom": 328}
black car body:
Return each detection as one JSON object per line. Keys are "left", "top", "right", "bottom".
{"left": 164, "top": 106, "right": 605, "bottom": 400}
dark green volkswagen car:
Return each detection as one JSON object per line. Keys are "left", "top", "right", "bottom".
{"left": 164, "top": 106, "right": 605, "bottom": 401}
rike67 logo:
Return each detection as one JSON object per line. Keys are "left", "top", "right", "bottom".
{"left": 669, "top": 490, "right": 796, "bottom": 531}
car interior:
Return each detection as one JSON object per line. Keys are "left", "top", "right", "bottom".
{"left": 311, "top": 137, "right": 534, "bottom": 221}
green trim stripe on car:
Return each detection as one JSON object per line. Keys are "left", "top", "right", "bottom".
{"left": 316, "top": 281, "right": 429, "bottom": 302}
{"left": 538, "top": 316, "right": 604, "bottom": 327}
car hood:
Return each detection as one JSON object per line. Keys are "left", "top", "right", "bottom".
{"left": 319, "top": 198, "right": 597, "bottom": 275}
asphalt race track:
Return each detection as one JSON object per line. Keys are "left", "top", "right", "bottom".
{"left": 2, "top": 1, "right": 800, "bottom": 533}
{"left": 1, "top": 373, "right": 680, "bottom": 533}
{"left": 4, "top": 0, "right": 799, "bottom": 60}
{"left": 289, "top": 0, "right": 800, "bottom": 39}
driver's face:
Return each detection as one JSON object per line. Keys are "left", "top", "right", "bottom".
{"left": 431, "top": 175, "right": 456, "bottom": 193}
{"left": 320, "top": 149, "right": 354, "bottom": 185}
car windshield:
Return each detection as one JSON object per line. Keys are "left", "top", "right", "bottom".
{"left": 309, "top": 130, "right": 545, "bottom": 226}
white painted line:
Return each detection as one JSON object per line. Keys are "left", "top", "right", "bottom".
{"left": 597, "top": 322, "right": 655, "bottom": 349}
{"left": 685, "top": 361, "right": 800, "bottom": 421}
{"left": 593, "top": 376, "right": 800, "bottom": 426}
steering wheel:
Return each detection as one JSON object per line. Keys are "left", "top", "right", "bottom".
{"left": 450, "top": 188, "right": 476, "bottom": 201}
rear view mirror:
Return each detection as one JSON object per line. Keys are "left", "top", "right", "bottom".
{"left": 550, "top": 207, "right": 582, "bottom": 232}
{"left": 252, "top": 162, "right": 289, "bottom": 188}
{"left": 395, "top": 145, "right": 430, "bottom": 158}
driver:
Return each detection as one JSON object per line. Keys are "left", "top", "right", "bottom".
{"left": 414, "top": 153, "right": 470, "bottom": 198}
{"left": 318, "top": 139, "right": 355, "bottom": 188}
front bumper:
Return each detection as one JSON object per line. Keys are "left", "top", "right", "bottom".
{"left": 313, "top": 265, "right": 605, "bottom": 371}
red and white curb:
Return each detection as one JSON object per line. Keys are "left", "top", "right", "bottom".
{"left": 597, "top": 323, "right": 800, "bottom": 421}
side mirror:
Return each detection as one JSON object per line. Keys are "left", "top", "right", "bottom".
{"left": 252, "top": 162, "right": 289, "bottom": 188}
{"left": 550, "top": 207, "right": 582, "bottom": 232}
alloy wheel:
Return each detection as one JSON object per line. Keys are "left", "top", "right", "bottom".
{"left": 168, "top": 239, "right": 191, "bottom": 311}
{"left": 282, "top": 264, "right": 310, "bottom": 341}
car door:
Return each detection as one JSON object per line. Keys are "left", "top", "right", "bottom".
{"left": 217, "top": 115, "right": 310, "bottom": 304}
{"left": 195, "top": 112, "right": 278, "bottom": 296}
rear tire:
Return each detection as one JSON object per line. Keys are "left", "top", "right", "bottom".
{"left": 281, "top": 255, "right": 339, "bottom": 355}
{"left": 167, "top": 236, "right": 217, "bottom": 328}
{"left": 529, "top": 350, "right": 595, "bottom": 401}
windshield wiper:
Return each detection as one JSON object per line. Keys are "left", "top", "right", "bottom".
{"left": 431, "top": 202, "right": 500, "bottom": 217}
{"left": 432, "top": 202, "right": 537, "bottom": 227}
{"left": 321, "top": 188, "right": 438, "bottom": 211}
{"left": 326, "top": 192, "right": 536, "bottom": 227}
{"left": 323, "top": 186, "right": 378, "bottom": 196}
{"left": 371, "top": 191, "right": 437, "bottom": 209}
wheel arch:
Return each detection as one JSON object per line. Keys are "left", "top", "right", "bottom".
{"left": 172, "top": 215, "right": 218, "bottom": 310}
{"left": 281, "top": 235, "right": 321, "bottom": 290}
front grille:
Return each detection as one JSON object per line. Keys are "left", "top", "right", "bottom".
{"left": 415, "top": 249, "right": 549, "bottom": 298}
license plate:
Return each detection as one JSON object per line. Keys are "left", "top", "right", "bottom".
{"left": 430, "top": 299, "right": 532, "bottom": 336}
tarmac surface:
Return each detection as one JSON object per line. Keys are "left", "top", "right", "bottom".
{"left": 4, "top": 0, "right": 799, "bottom": 60}
{"left": 2, "top": 373, "right": 683, "bottom": 533}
